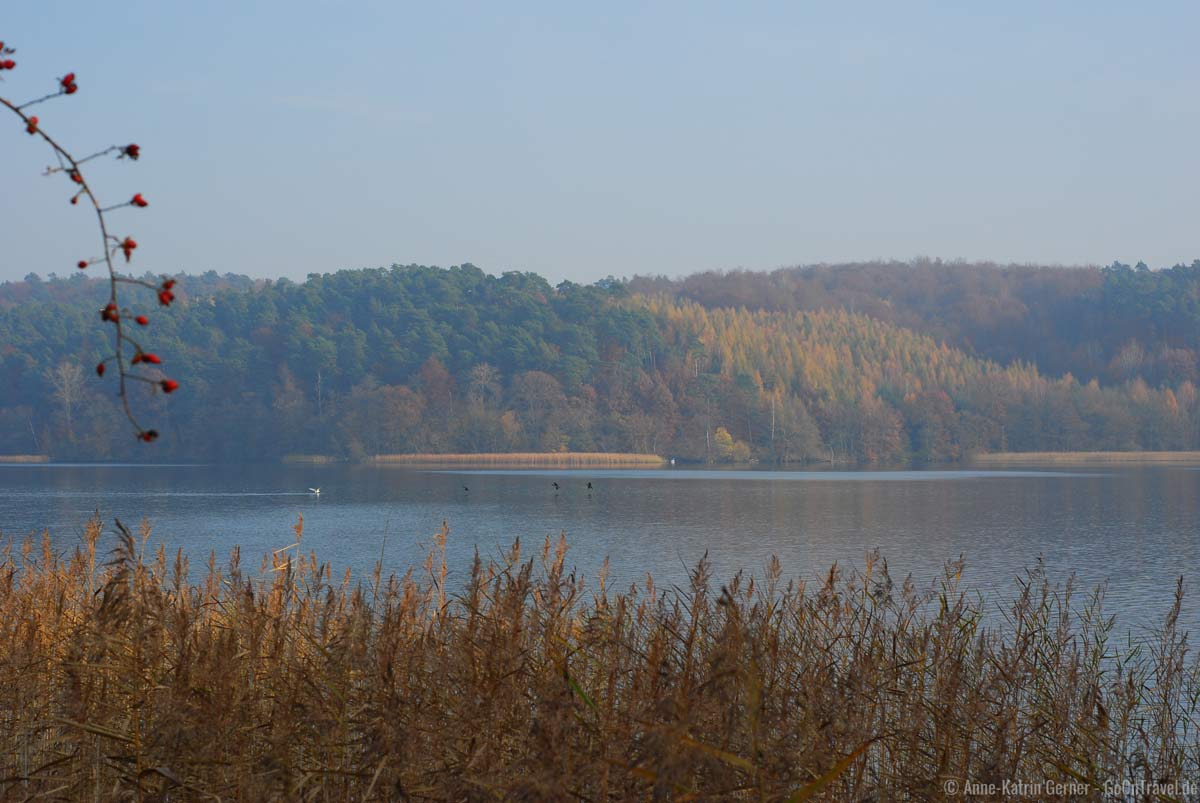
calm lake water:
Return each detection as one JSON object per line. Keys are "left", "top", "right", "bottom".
{"left": 1, "top": 463, "right": 1197, "bottom": 634}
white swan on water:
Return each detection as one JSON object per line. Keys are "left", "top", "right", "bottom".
{"left": 308, "top": 487, "right": 321, "bottom": 496}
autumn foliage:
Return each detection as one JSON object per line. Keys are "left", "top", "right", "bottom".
{"left": 2, "top": 264, "right": 1198, "bottom": 462}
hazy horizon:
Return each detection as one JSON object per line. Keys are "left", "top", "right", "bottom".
{"left": 3, "top": 1, "right": 1198, "bottom": 285}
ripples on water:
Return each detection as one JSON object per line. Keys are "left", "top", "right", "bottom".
{"left": 1, "top": 463, "right": 1196, "bottom": 635}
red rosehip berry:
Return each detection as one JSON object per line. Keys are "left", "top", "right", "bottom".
{"left": 131, "top": 193, "right": 148, "bottom": 208}
{"left": 141, "top": 353, "right": 162, "bottom": 365}
{"left": 162, "top": 279, "right": 176, "bottom": 290}
{"left": 96, "top": 362, "right": 106, "bottom": 377}
{"left": 160, "top": 379, "right": 179, "bottom": 394}
{"left": 138, "top": 429, "right": 159, "bottom": 442}
{"left": 100, "top": 302, "right": 119, "bottom": 322}
{"left": 122, "top": 144, "right": 140, "bottom": 160}
{"left": 157, "top": 289, "right": 175, "bottom": 306}
{"left": 136, "top": 315, "right": 149, "bottom": 326}
{"left": 25, "top": 116, "right": 37, "bottom": 135}
{"left": 69, "top": 170, "right": 82, "bottom": 185}
{"left": 0, "top": 60, "right": 15, "bottom": 70}
{"left": 77, "top": 260, "right": 88, "bottom": 269}
{"left": 121, "top": 237, "right": 137, "bottom": 261}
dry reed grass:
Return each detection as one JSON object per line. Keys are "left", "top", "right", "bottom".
{"left": 2, "top": 516, "right": 1198, "bottom": 800}
{"left": 973, "top": 451, "right": 1200, "bottom": 466}
{"left": 371, "top": 452, "right": 666, "bottom": 467}
{"left": 0, "top": 455, "right": 49, "bottom": 463}
{"left": 281, "top": 454, "right": 344, "bottom": 465}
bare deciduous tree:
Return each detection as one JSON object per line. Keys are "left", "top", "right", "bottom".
{"left": 468, "top": 363, "right": 502, "bottom": 408}
{"left": 48, "top": 361, "right": 85, "bottom": 441}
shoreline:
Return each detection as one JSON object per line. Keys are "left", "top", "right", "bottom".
{"left": 10, "top": 451, "right": 1199, "bottom": 468}
{"left": 972, "top": 451, "right": 1200, "bottom": 466}
{"left": 369, "top": 452, "right": 666, "bottom": 467}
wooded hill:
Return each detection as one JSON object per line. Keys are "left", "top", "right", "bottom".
{"left": 1, "top": 261, "right": 1197, "bottom": 463}
{"left": 631, "top": 258, "right": 1200, "bottom": 388}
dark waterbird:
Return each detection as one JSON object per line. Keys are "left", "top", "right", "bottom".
{"left": 552, "top": 482, "right": 560, "bottom": 491}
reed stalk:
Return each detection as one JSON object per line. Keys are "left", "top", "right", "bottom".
{"left": 1, "top": 517, "right": 1196, "bottom": 800}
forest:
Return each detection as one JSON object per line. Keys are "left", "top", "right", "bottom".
{"left": 631, "top": 258, "right": 1200, "bottom": 388}
{"left": 1, "top": 260, "right": 1197, "bottom": 463}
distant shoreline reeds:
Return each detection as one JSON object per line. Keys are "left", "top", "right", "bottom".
{"left": 2, "top": 517, "right": 1198, "bottom": 799}
{"left": 281, "top": 454, "right": 345, "bottom": 464}
{"left": 974, "top": 450, "right": 1200, "bottom": 466}
{"left": 0, "top": 454, "right": 49, "bottom": 463}
{"left": 370, "top": 452, "right": 666, "bottom": 467}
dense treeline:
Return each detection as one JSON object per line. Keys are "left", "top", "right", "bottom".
{"left": 1, "top": 262, "right": 1197, "bottom": 463}
{"left": 631, "top": 258, "right": 1200, "bottom": 386}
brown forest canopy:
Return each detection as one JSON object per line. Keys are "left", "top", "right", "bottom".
{"left": 630, "top": 258, "right": 1200, "bottom": 386}
{"left": 1, "top": 260, "right": 1197, "bottom": 463}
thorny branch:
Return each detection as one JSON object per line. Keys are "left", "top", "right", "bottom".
{"left": 1, "top": 43, "right": 178, "bottom": 442}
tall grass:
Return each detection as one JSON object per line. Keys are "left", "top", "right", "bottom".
{"left": 2, "top": 517, "right": 1198, "bottom": 800}
{"left": 974, "top": 450, "right": 1200, "bottom": 466}
{"left": 371, "top": 452, "right": 666, "bottom": 466}
{"left": 281, "top": 454, "right": 345, "bottom": 464}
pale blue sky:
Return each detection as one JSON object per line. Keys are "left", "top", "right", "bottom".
{"left": 2, "top": 1, "right": 1197, "bottom": 285}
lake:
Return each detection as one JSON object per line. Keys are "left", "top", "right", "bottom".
{"left": 1, "top": 463, "right": 1197, "bottom": 634}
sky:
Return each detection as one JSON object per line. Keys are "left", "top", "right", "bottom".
{"left": 1, "top": 1, "right": 1198, "bottom": 285}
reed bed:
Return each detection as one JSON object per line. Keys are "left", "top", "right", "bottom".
{"left": 281, "top": 454, "right": 345, "bottom": 465}
{"left": 0, "top": 454, "right": 49, "bottom": 463}
{"left": 371, "top": 452, "right": 666, "bottom": 467}
{"left": 2, "top": 517, "right": 1199, "bottom": 801}
{"left": 973, "top": 450, "right": 1200, "bottom": 466}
